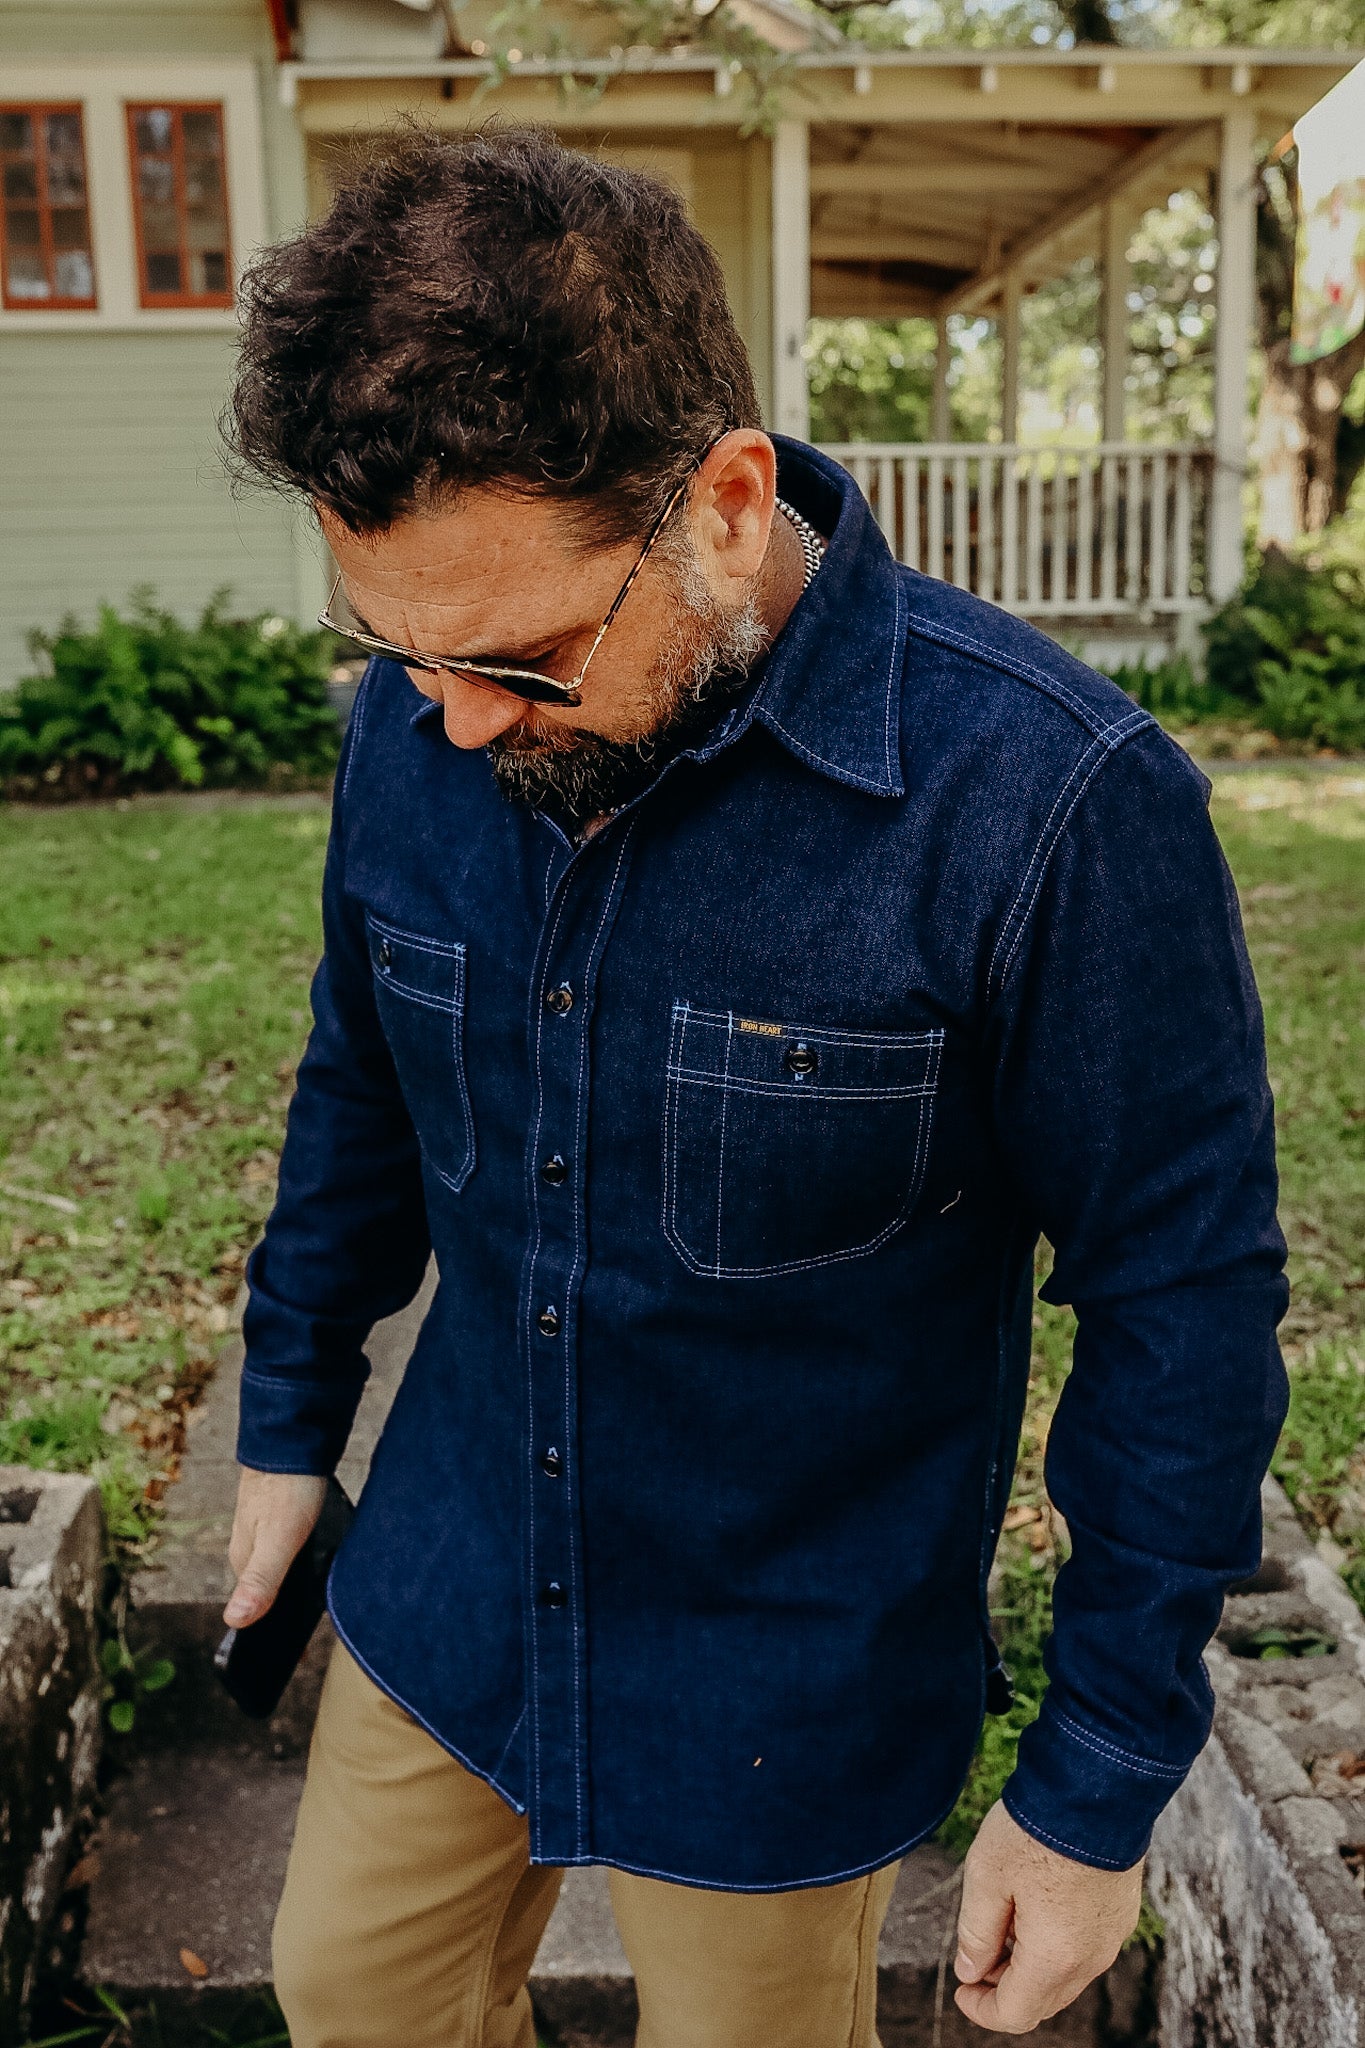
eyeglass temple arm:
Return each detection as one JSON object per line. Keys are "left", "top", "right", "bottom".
{"left": 571, "top": 473, "right": 692, "bottom": 685}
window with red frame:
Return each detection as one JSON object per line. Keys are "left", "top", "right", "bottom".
{"left": 127, "top": 103, "right": 232, "bottom": 308}
{"left": 0, "top": 105, "right": 96, "bottom": 309}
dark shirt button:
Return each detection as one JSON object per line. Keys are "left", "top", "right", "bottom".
{"left": 785, "top": 1042, "right": 818, "bottom": 1077}
{"left": 545, "top": 983, "right": 574, "bottom": 1014}
{"left": 537, "top": 1305, "right": 561, "bottom": 1338}
{"left": 541, "top": 1446, "right": 562, "bottom": 1478}
{"left": 542, "top": 1580, "right": 567, "bottom": 1608}
{"left": 541, "top": 1153, "right": 567, "bottom": 1186}
{"left": 378, "top": 939, "right": 392, "bottom": 970}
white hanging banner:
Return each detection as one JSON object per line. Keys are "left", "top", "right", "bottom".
{"left": 1291, "top": 56, "right": 1365, "bottom": 365}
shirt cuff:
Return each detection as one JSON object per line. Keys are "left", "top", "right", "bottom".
{"left": 1001, "top": 1696, "right": 1191, "bottom": 1871}
{"left": 235, "top": 1365, "right": 365, "bottom": 1476}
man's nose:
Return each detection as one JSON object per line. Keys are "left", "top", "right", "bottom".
{"left": 408, "top": 669, "right": 534, "bottom": 749}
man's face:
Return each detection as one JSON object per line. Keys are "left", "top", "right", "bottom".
{"left": 317, "top": 431, "right": 781, "bottom": 819}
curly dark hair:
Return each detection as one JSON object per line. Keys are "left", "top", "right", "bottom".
{"left": 225, "top": 123, "right": 762, "bottom": 543}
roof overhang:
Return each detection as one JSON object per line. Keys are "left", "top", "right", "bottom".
{"left": 279, "top": 45, "right": 1358, "bottom": 317}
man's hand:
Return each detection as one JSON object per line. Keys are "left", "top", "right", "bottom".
{"left": 224, "top": 1468, "right": 329, "bottom": 1627}
{"left": 953, "top": 1800, "right": 1144, "bottom": 2034}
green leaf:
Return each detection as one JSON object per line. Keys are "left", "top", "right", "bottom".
{"left": 100, "top": 1636, "right": 129, "bottom": 1677}
{"left": 140, "top": 1656, "right": 176, "bottom": 1692}
{"left": 92, "top": 1984, "right": 133, "bottom": 2026}
{"left": 107, "top": 1698, "right": 135, "bottom": 1733}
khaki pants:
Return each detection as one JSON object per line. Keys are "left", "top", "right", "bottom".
{"left": 274, "top": 1639, "right": 901, "bottom": 2048}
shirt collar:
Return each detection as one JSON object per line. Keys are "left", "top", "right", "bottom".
{"left": 405, "top": 437, "right": 907, "bottom": 800}
{"left": 736, "top": 437, "right": 906, "bottom": 799}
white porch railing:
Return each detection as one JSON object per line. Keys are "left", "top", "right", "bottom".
{"left": 818, "top": 443, "right": 1214, "bottom": 616}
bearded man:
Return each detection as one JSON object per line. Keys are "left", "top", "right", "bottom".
{"left": 222, "top": 126, "right": 1289, "bottom": 2048}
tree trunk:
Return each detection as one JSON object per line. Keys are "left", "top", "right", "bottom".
{"left": 1254, "top": 328, "right": 1365, "bottom": 547}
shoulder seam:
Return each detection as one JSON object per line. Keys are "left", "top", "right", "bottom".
{"left": 900, "top": 601, "right": 1156, "bottom": 748}
{"left": 986, "top": 714, "right": 1155, "bottom": 1007}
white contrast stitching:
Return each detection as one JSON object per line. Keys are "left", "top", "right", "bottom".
{"left": 1049, "top": 1705, "right": 1185, "bottom": 1778}
{"left": 665, "top": 1070, "right": 937, "bottom": 1103}
{"left": 661, "top": 1005, "right": 943, "bottom": 1279}
{"left": 562, "top": 823, "right": 636, "bottom": 1856}
{"left": 999, "top": 1792, "right": 1133, "bottom": 1872}
{"left": 326, "top": 1601, "right": 529, "bottom": 1816}
{"left": 714, "top": 1013, "right": 735, "bottom": 1275}
{"left": 901, "top": 609, "right": 1157, "bottom": 746}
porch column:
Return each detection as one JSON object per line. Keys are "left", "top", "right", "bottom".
{"left": 771, "top": 120, "right": 810, "bottom": 440}
{"left": 1210, "top": 108, "right": 1256, "bottom": 604}
{"left": 1001, "top": 269, "right": 1022, "bottom": 443}
{"left": 931, "top": 315, "right": 951, "bottom": 440}
{"left": 1100, "top": 200, "right": 1129, "bottom": 443}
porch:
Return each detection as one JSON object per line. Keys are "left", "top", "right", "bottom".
{"left": 281, "top": 43, "right": 1353, "bottom": 644}
{"left": 823, "top": 440, "right": 1212, "bottom": 624}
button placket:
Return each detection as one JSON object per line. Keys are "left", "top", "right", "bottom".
{"left": 521, "top": 822, "right": 637, "bottom": 1864}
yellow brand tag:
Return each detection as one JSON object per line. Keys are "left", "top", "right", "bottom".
{"left": 736, "top": 1017, "right": 782, "bottom": 1036}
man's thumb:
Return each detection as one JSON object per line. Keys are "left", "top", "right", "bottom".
{"left": 224, "top": 1541, "right": 292, "bottom": 1626}
{"left": 954, "top": 1862, "right": 1014, "bottom": 1985}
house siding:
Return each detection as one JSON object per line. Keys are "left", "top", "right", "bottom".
{"left": 0, "top": 331, "right": 301, "bottom": 682}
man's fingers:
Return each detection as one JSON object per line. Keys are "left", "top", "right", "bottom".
{"left": 223, "top": 1470, "right": 329, "bottom": 1627}
{"left": 954, "top": 1935, "right": 1094, "bottom": 2035}
{"left": 954, "top": 1852, "right": 1015, "bottom": 1985}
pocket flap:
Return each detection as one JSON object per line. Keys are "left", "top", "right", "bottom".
{"left": 669, "top": 1004, "right": 941, "bottom": 1100}
{"left": 366, "top": 913, "right": 465, "bottom": 1014}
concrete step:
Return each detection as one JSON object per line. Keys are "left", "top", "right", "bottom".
{"left": 77, "top": 1280, "right": 1155, "bottom": 2046}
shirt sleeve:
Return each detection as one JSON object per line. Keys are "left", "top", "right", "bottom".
{"left": 236, "top": 678, "right": 432, "bottom": 1476}
{"left": 986, "top": 723, "right": 1290, "bottom": 1871}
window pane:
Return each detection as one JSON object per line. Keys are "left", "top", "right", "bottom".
{"left": 181, "top": 109, "right": 222, "bottom": 153}
{"left": 138, "top": 155, "right": 175, "bottom": 207}
{"left": 45, "top": 150, "right": 85, "bottom": 205}
{"left": 50, "top": 205, "right": 88, "bottom": 252}
{"left": 184, "top": 155, "right": 223, "bottom": 208}
{"left": 3, "top": 161, "right": 37, "bottom": 202}
{"left": 53, "top": 248, "right": 93, "bottom": 299}
{"left": 146, "top": 250, "right": 182, "bottom": 293}
{"left": 193, "top": 249, "right": 228, "bottom": 294}
{"left": 140, "top": 203, "right": 180, "bottom": 254}
{"left": 5, "top": 204, "right": 40, "bottom": 249}
{"left": 5, "top": 250, "right": 48, "bottom": 298}
{"left": 0, "top": 111, "right": 33, "bottom": 153}
{"left": 44, "top": 111, "right": 83, "bottom": 162}
{"left": 135, "top": 108, "right": 174, "bottom": 153}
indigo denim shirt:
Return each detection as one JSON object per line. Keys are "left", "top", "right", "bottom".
{"left": 239, "top": 439, "right": 1289, "bottom": 1889}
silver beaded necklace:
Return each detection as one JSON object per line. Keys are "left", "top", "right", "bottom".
{"left": 777, "top": 498, "right": 826, "bottom": 590}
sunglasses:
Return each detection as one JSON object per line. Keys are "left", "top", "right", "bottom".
{"left": 318, "top": 467, "right": 697, "bottom": 709}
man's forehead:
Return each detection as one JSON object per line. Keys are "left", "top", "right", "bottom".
{"left": 320, "top": 491, "right": 609, "bottom": 623}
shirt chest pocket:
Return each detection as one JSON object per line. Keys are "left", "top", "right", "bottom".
{"left": 663, "top": 1002, "right": 943, "bottom": 1279}
{"left": 366, "top": 913, "right": 475, "bottom": 1194}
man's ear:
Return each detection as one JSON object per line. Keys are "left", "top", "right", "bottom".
{"left": 691, "top": 430, "right": 777, "bottom": 588}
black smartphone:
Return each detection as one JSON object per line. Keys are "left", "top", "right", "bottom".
{"left": 214, "top": 1476, "right": 354, "bottom": 1719}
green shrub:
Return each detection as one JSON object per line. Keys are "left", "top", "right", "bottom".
{"left": 1105, "top": 652, "right": 1234, "bottom": 722}
{"left": 1205, "top": 553, "right": 1365, "bottom": 752}
{"left": 0, "top": 589, "right": 342, "bottom": 797}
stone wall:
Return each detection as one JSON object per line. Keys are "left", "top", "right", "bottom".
{"left": 0, "top": 1466, "right": 103, "bottom": 2039}
{"left": 1148, "top": 1475, "right": 1365, "bottom": 2048}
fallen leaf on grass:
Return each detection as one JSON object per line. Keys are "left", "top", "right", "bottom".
{"left": 179, "top": 1947, "right": 209, "bottom": 1979}
{"left": 1002, "top": 1505, "right": 1041, "bottom": 1531}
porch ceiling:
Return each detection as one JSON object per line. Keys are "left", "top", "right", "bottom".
{"left": 811, "top": 116, "right": 1224, "bottom": 321}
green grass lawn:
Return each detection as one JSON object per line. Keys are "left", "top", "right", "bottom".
{"left": 0, "top": 797, "right": 328, "bottom": 1555}
{"left": 1, "top": 770, "right": 1362, "bottom": 1855}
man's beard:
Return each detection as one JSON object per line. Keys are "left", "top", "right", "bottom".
{"left": 486, "top": 546, "right": 768, "bottom": 834}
